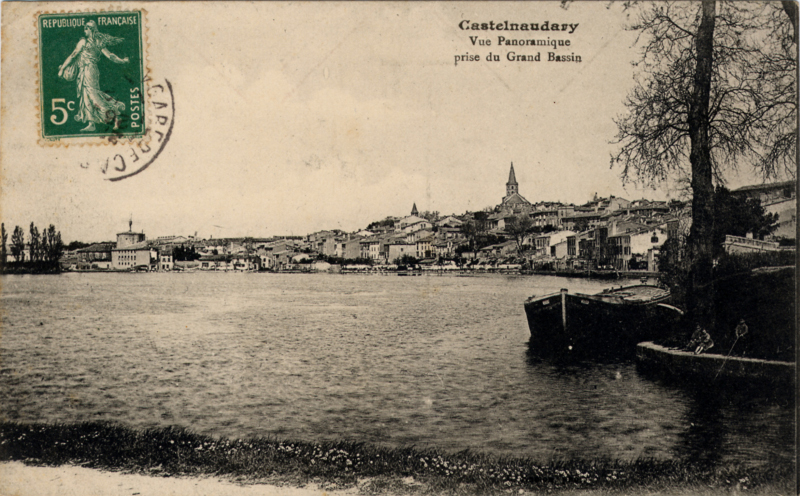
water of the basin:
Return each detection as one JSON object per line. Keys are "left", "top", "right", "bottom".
{"left": 1, "top": 273, "right": 792, "bottom": 467}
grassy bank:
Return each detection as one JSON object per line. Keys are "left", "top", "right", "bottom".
{"left": 0, "top": 422, "right": 792, "bottom": 495}
{"left": 656, "top": 264, "right": 795, "bottom": 362}
{"left": 0, "top": 261, "right": 61, "bottom": 274}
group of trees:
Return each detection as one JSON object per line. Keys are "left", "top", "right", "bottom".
{"left": 365, "top": 211, "right": 441, "bottom": 231}
{"left": 458, "top": 213, "right": 488, "bottom": 252}
{"left": 658, "top": 184, "right": 780, "bottom": 304}
{"left": 318, "top": 254, "right": 374, "bottom": 266}
{"left": 504, "top": 216, "right": 558, "bottom": 253}
{"left": 609, "top": 1, "right": 797, "bottom": 329}
{"left": 1, "top": 222, "right": 64, "bottom": 270}
{"left": 458, "top": 212, "right": 505, "bottom": 252}
{"left": 173, "top": 244, "right": 201, "bottom": 261}
{"left": 65, "top": 240, "right": 91, "bottom": 251}
{"left": 710, "top": 186, "right": 781, "bottom": 256}
{"left": 418, "top": 210, "right": 440, "bottom": 223}
{"left": 503, "top": 215, "right": 534, "bottom": 253}
{"left": 366, "top": 218, "right": 395, "bottom": 231}
{"left": 393, "top": 254, "right": 419, "bottom": 266}
{"left": 459, "top": 212, "right": 562, "bottom": 255}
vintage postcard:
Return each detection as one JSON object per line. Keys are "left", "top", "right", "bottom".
{"left": 1, "top": 1, "right": 796, "bottom": 495}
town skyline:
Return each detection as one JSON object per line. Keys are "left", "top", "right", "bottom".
{"left": 4, "top": 160, "right": 777, "bottom": 244}
{"left": 1, "top": 2, "right": 790, "bottom": 243}
{"left": 15, "top": 166, "right": 679, "bottom": 245}
{"left": 41, "top": 166, "right": 790, "bottom": 276}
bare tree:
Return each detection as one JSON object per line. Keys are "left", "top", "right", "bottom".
{"left": 613, "top": 2, "right": 796, "bottom": 184}
{"left": 504, "top": 215, "right": 534, "bottom": 254}
{"left": 611, "top": 1, "right": 797, "bottom": 327}
{"left": 460, "top": 212, "right": 490, "bottom": 252}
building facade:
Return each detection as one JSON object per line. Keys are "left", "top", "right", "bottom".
{"left": 111, "top": 242, "right": 155, "bottom": 270}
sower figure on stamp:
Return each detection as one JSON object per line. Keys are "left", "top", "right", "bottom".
{"left": 57, "top": 21, "right": 129, "bottom": 132}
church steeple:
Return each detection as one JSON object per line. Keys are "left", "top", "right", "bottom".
{"left": 411, "top": 203, "right": 419, "bottom": 216}
{"left": 506, "top": 163, "right": 518, "bottom": 197}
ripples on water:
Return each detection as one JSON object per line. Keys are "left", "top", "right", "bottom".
{"left": 0, "top": 273, "right": 793, "bottom": 467}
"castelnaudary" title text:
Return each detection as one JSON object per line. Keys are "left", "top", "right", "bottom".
{"left": 459, "top": 20, "right": 579, "bottom": 34}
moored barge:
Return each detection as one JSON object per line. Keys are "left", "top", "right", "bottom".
{"left": 524, "top": 284, "right": 681, "bottom": 359}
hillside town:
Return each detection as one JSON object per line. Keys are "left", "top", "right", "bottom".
{"left": 39, "top": 164, "right": 796, "bottom": 275}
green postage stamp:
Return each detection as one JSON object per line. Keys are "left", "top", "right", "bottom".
{"left": 38, "top": 10, "right": 146, "bottom": 143}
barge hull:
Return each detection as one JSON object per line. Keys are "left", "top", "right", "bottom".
{"left": 525, "top": 285, "right": 679, "bottom": 359}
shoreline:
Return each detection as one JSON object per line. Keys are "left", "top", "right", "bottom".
{"left": 635, "top": 341, "right": 795, "bottom": 386}
{"left": 0, "top": 461, "right": 793, "bottom": 496}
{"left": 0, "top": 421, "right": 792, "bottom": 496}
{"left": 6, "top": 268, "right": 660, "bottom": 280}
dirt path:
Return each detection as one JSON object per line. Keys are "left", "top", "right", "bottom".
{"left": 0, "top": 462, "right": 355, "bottom": 496}
{"left": 0, "top": 462, "right": 789, "bottom": 496}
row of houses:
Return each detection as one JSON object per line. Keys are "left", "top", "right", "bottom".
{"left": 451, "top": 219, "right": 667, "bottom": 272}
{"left": 61, "top": 166, "right": 795, "bottom": 273}
{"left": 74, "top": 232, "right": 175, "bottom": 271}
{"left": 301, "top": 207, "right": 469, "bottom": 266}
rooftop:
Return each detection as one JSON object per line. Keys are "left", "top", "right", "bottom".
{"left": 76, "top": 243, "right": 115, "bottom": 252}
{"left": 111, "top": 241, "right": 151, "bottom": 251}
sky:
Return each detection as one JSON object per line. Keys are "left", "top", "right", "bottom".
{"left": 0, "top": 1, "right": 784, "bottom": 242}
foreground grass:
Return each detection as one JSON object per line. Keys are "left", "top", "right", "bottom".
{"left": 0, "top": 422, "right": 793, "bottom": 495}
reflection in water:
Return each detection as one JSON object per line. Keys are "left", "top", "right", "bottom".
{"left": 0, "top": 272, "right": 793, "bottom": 468}
{"left": 523, "top": 347, "right": 689, "bottom": 461}
{"left": 678, "top": 391, "right": 727, "bottom": 467}
{"left": 670, "top": 379, "right": 793, "bottom": 469}
{"left": 526, "top": 345, "right": 794, "bottom": 469}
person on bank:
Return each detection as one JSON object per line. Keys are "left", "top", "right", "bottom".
{"left": 687, "top": 325, "right": 714, "bottom": 354}
{"left": 733, "top": 318, "right": 749, "bottom": 355}
{"left": 735, "top": 319, "right": 748, "bottom": 339}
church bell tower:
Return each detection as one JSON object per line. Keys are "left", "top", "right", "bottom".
{"left": 506, "top": 163, "right": 519, "bottom": 197}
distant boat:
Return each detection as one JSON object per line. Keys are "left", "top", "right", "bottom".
{"left": 524, "top": 284, "right": 681, "bottom": 359}
{"left": 588, "top": 268, "right": 620, "bottom": 280}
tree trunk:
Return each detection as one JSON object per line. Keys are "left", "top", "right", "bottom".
{"left": 686, "top": 0, "right": 716, "bottom": 330}
{"left": 782, "top": 1, "right": 798, "bottom": 44}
